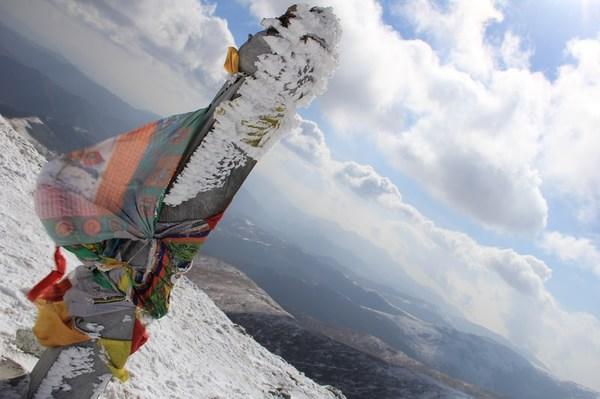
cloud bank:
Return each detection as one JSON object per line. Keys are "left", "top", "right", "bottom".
{"left": 255, "top": 0, "right": 600, "bottom": 235}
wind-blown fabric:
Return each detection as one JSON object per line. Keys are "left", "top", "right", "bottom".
{"left": 33, "top": 109, "right": 221, "bottom": 319}
{"left": 35, "top": 109, "right": 209, "bottom": 247}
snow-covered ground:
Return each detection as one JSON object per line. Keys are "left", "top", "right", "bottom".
{"left": 0, "top": 115, "right": 345, "bottom": 398}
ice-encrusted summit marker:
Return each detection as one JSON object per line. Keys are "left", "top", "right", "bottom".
{"left": 164, "top": 4, "right": 341, "bottom": 205}
{"left": 26, "top": 6, "right": 344, "bottom": 398}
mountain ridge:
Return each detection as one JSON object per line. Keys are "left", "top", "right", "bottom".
{"left": 189, "top": 255, "right": 497, "bottom": 399}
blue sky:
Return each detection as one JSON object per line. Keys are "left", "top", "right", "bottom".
{"left": 1, "top": 0, "right": 599, "bottom": 389}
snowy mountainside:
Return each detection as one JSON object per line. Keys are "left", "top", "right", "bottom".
{"left": 105, "top": 279, "right": 344, "bottom": 399}
{"left": 0, "top": 115, "right": 345, "bottom": 398}
{"left": 6, "top": 116, "right": 56, "bottom": 157}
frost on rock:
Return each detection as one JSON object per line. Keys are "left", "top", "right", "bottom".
{"left": 34, "top": 346, "right": 96, "bottom": 399}
{"left": 164, "top": 4, "right": 341, "bottom": 205}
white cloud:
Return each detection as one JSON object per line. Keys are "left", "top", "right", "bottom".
{"left": 281, "top": 115, "right": 425, "bottom": 223}
{"left": 540, "top": 36, "right": 600, "bottom": 223}
{"left": 246, "top": 0, "right": 600, "bottom": 235}
{"left": 541, "top": 231, "right": 600, "bottom": 277}
{"left": 427, "top": 226, "right": 552, "bottom": 299}
{"left": 49, "top": 0, "right": 232, "bottom": 85}
{"left": 282, "top": 118, "right": 331, "bottom": 166}
{"left": 499, "top": 31, "right": 532, "bottom": 69}
{"left": 334, "top": 161, "right": 401, "bottom": 198}
{"left": 275, "top": 113, "right": 552, "bottom": 303}
{"left": 333, "top": 161, "right": 425, "bottom": 223}
{"left": 383, "top": 1, "right": 600, "bottom": 232}
{"left": 376, "top": 0, "right": 551, "bottom": 234}
{"left": 243, "top": 0, "right": 550, "bottom": 233}
{"left": 395, "top": 0, "right": 503, "bottom": 78}
{"left": 381, "top": 126, "right": 549, "bottom": 233}
{"left": 236, "top": 0, "right": 281, "bottom": 19}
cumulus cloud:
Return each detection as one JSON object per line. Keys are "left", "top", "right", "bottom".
{"left": 333, "top": 161, "right": 425, "bottom": 223}
{"left": 237, "top": 0, "right": 280, "bottom": 19}
{"left": 365, "top": 0, "right": 551, "bottom": 234}
{"left": 281, "top": 117, "right": 412, "bottom": 216}
{"left": 281, "top": 118, "right": 330, "bottom": 165}
{"left": 281, "top": 115, "right": 424, "bottom": 223}
{"left": 424, "top": 225, "right": 552, "bottom": 299}
{"left": 383, "top": 129, "right": 548, "bottom": 233}
{"left": 243, "top": 0, "right": 551, "bottom": 233}
{"left": 396, "top": 0, "right": 503, "bottom": 78}
{"left": 541, "top": 232, "right": 600, "bottom": 277}
{"left": 334, "top": 162, "right": 401, "bottom": 198}
{"left": 247, "top": 0, "right": 600, "bottom": 234}
{"left": 383, "top": 1, "right": 599, "bottom": 232}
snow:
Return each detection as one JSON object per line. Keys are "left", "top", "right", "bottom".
{"left": 104, "top": 279, "right": 343, "bottom": 399}
{"left": 164, "top": 5, "right": 341, "bottom": 205}
{"left": 0, "top": 115, "right": 345, "bottom": 398}
{"left": 5, "top": 116, "right": 44, "bottom": 140}
{"left": 0, "top": 115, "right": 53, "bottom": 373}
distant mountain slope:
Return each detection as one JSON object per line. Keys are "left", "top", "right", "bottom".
{"left": 226, "top": 184, "right": 434, "bottom": 301}
{"left": 228, "top": 183, "right": 551, "bottom": 368}
{"left": 0, "top": 23, "right": 157, "bottom": 129}
{"left": 0, "top": 24, "right": 159, "bottom": 126}
{"left": 203, "top": 214, "right": 599, "bottom": 399}
{"left": 0, "top": 23, "right": 159, "bottom": 152}
{"left": 0, "top": 116, "right": 345, "bottom": 399}
{"left": 189, "top": 255, "right": 494, "bottom": 399}
{"left": 0, "top": 55, "right": 97, "bottom": 150}
{"left": 295, "top": 315, "right": 498, "bottom": 399}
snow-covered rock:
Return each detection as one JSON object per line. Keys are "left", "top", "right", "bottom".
{"left": 165, "top": 4, "right": 341, "bottom": 205}
{"left": 0, "top": 115, "right": 345, "bottom": 398}
{"left": 6, "top": 116, "right": 56, "bottom": 157}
